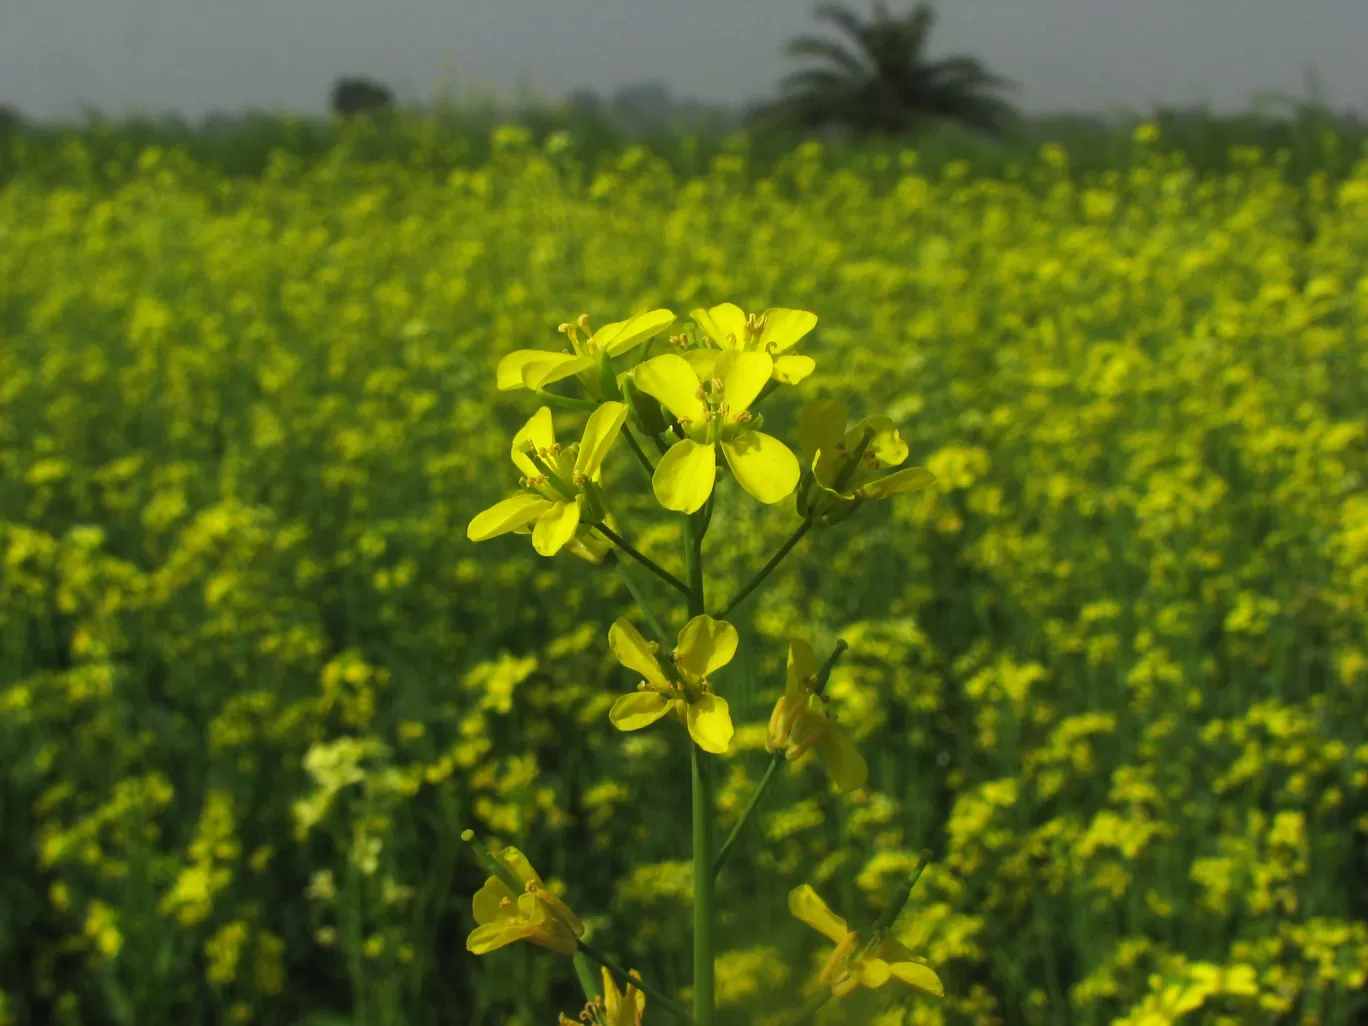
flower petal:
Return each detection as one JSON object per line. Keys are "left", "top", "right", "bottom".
{"left": 492, "top": 846, "right": 543, "bottom": 887}
{"left": 850, "top": 415, "right": 908, "bottom": 467}
{"left": 676, "top": 615, "right": 739, "bottom": 681}
{"left": 633, "top": 354, "right": 706, "bottom": 424}
{"left": 575, "top": 401, "right": 628, "bottom": 479}
{"left": 721, "top": 431, "right": 799, "bottom": 505}
{"left": 691, "top": 303, "right": 747, "bottom": 349}
{"left": 683, "top": 348, "right": 722, "bottom": 382}
{"left": 786, "top": 639, "right": 816, "bottom": 704}
{"left": 608, "top": 690, "right": 672, "bottom": 731}
{"left": 888, "top": 960, "right": 945, "bottom": 997}
{"left": 497, "top": 350, "right": 554, "bottom": 391}
{"left": 815, "top": 726, "right": 869, "bottom": 792}
{"left": 759, "top": 308, "right": 818, "bottom": 352}
{"left": 856, "top": 957, "right": 893, "bottom": 990}
{"left": 788, "top": 884, "right": 851, "bottom": 944}
{"left": 861, "top": 467, "right": 936, "bottom": 500}
{"left": 471, "top": 877, "right": 516, "bottom": 925}
{"left": 598, "top": 309, "right": 676, "bottom": 357}
{"left": 773, "top": 354, "right": 816, "bottom": 385}
{"left": 511, "top": 407, "right": 557, "bottom": 477}
{"left": 797, "top": 399, "right": 848, "bottom": 465}
{"left": 717, "top": 350, "right": 773, "bottom": 413}
{"left": 608, "top": 619, "right": 671, "bottom": 689}
{"left": 652, "top": 438, "right": 716, "bottom": 513}
{"left": 467, "top": 921, "right": 528, "bottom": 954}
{"left": 686, "top": 693, "right": 734, "bottom": 753}
{"left": 523, "top": 352, "right": 596, "bottom": 391}
{"left": 467, "top": 493, "right": 556, "bottom": 541}
{"left": 531, "top": 498, "right": 581, "bottom": 556}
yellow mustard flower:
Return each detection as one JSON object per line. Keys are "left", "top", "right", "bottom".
{"left": 467, "top": 845, "right": 584, "bottom": 956}
{"left": 689, "top": 303, "right": 818, "bottom": 385}
{"left": 767, "top": 640, "right": 867, "bottom": 792}
{"left": 608, "top": 615, "right": 737, "bottom": 754}
{"left": 632, "top": 351, "right": 800, "bottom": 513}
{"left": 467, "top": 403, "right": 626, "bottom": 556}
{"left": 789, "top": 884, "right": 943, "bottom": 1000}
{"left": 796, "top": 399, "right": 935, "bottom": 520}
{"left": 497, "top": 310, "right": 676, "bottom": 395}
{"left": 562, "top": 967, "right": 646, "bottom": 1026}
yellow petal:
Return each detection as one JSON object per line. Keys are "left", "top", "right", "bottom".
{"left": 633, "top": 354, "right": 706, "bottom": 424}
{"left": 491, "top": 845, "right": 543, "bottom": 887}
{"left": 608, "top": 619, "right": 671, "bottom": 689}
{"left": 692, "top": 303, "right": 747, "bottom": 349}
{"left": 717, "top": 350, "right": 773, "bottom": 413}
{"left": 815, "top": 726, "right": 868, "bottom": 792}
{"left": 466, "top": 921, "right": 526, "bottom": 954}
{"left": 788, "top": 884, "right": 851, "bottom": 943}
{"left": 856, "top": 956, "right": 893, "bottom": 990}
{"left": 850, "top": 415, "right": 908, "bottom": 467}
{"left": 721, "top": 431, "right": 799, "bottom": 505}
{"left": 675, "top": 615, "right": 739, "bottom": 681}
{"left": 686, "top": 693, "right": 734, "bottom": 753}
{"left": 888, "top": 960, "right": 944, "bottom": 997}
{"left": 532, "top": 499, "right": 581, "bottom": 556}
{"left": 511, "top": 407, "right": 557, "bottom": 477}
{"left": 759, "top": 308, "right": 818, "bottom": 352}
{"left": 467, "top": 493, "right": 556, "bottom": 541}
{"left": 524, "top": 352, "right": 595, "bottom": 391}
{"left": 797, "top": 399, "right": 848, "bottom": 465}
{"left": 609, "top": 690, "right": 672, "bottom": 731}
{"left": 861, "top": 466, "right": 936, "bottom": 500}
{"left": 471, "top": 877, "right": 516, "bottom": 925}
{"left": 786, "top": 639, "right": 816, "bottom": 704}
{"left": 497, "top": 350, "right": 554, "bottom": 391}
{"left": 773, "top": 354, "right": 816, "bottom": 384}
{"left": 683, "top": 347, "right": 722, "bottom": 381}
{"left": 652, "top": 438, "right": 716, "bottom": 513}
{"left": 598, "top": 309, "right": 676, "bottom": 357}
{"left": 575, "top": 401, "right": 628, "bottom": 479}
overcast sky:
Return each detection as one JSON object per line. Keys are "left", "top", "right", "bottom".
{"left": 2, "top": 0, "right": 1366, "bottom": 123}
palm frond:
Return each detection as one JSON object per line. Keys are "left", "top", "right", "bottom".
{"left": 782, "top": 34, "right": 870, "bottom": 79}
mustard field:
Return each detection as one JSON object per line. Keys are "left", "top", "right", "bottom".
{"left": 2, "top": 124, "right": 1368, "bottom": 1026}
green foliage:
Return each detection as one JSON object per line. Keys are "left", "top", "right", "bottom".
{"left": 1, "top": 122, "right": 1367, "bottom": 1026}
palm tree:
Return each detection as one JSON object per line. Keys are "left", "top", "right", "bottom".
{"left": 752, "top": 1, "right": 1019, "bottom": 139}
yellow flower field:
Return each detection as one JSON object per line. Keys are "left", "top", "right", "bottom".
{"left": 1, "top": 124, "right": 1367, "bottom": 1026}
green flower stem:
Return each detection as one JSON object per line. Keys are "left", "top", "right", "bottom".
{"left": 712, "top": 640, "right": 849, "bottom": 879}
{"left": 594, "top": 524, "right": 691, "bottom": 597}
{"left": 575, "top": 937, "right": 696, "bottom": 1024}
{"left": 534, "top": 388, "right": 598, "bottom": 411}
{"left": 683, "top": 511, "right": 715, "bottom": 1026}
{"left": 713, "top": 518, "right": 812, "bottom": 619}
{"left": 572, "top": 950, "right": 604, "bottom": 1008}
{"left": 606, "top": 553, "right": 672, "bottom": 646}
{"left": 854, "top": 849, "right": 933, "bottom": 960}
{"left": 712, "top": 753, "right": 782, "bottom": 879}
{"left": 621, "top": 424, "right": 657, "bottom": 479}
{"left": 791, "top": 991, "right": 833, "bottom": 1026}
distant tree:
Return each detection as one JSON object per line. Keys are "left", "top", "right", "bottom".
{"left": 0, "top": 104, "right": 20, "bottom": 134}
{"left": 751, "top": 1, "right": 1019, "bottom": 139}
{"left": 330, "top": 76, "right": 395, "bottom": 118}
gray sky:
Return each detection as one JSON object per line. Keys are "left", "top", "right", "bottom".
{"left": 2, "top": 0, "right": 1366, "bottom": 123}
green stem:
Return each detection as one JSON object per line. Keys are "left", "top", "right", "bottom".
{"left": 791, "top": 991, "right": 833, "bottom": 1026}
{"left": 575, "top": 938, "right": 696, "bottom": 1024}
{"left": 712, "top": 640, "right": 849, "bottom": 879}
{"left": 534, "top": 388, "right": 598, "bottom": 411}
{"left": 683, "top": 511, "right": 714, "bottom": 1026}
{"left": 621, "top": 424, "right": 657, "bottom": 480}
{"left": 607, "top": 553, "right": 672, "bottom": 646}
{"left": 594, "top": 524, "right": 691, "bottom": 597}
{"left": 713, "top": 519, "right": 813, "bottom": 619}
{"left": 691, "top": 744, "right": 715, "bottom": 1026}
{"left": 712, "top": 754, "right": 782, "bottom": 879}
